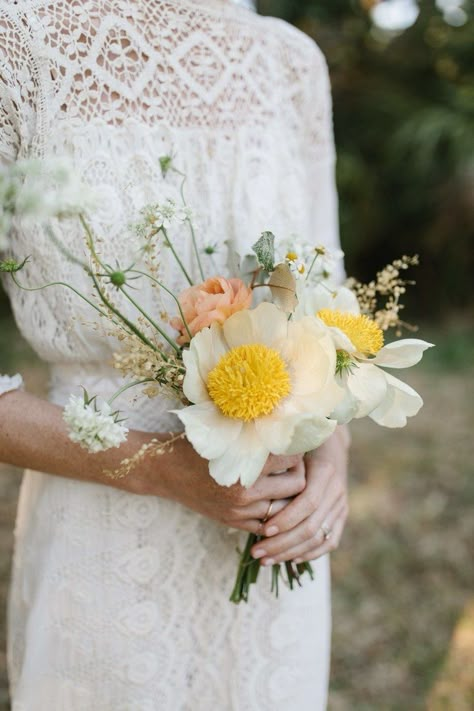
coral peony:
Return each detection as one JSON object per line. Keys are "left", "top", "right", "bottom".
{"left": 171, "top": 276, "right": 252, "bottom": 345}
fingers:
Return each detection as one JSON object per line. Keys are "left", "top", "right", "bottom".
{"left": 227, "top": 497, "right": 290, "bottom": 524}
{"left": 261, "top": 453, "right": 304, "bottom": 476}
{"left": 261, "top": 461, "right": 334, "bottom": 537}
{"left": 258, "top": 499, "right": 347, "bottom": 564}
{"left": 250, "top": 474, "right": 346, "bottom": 562}
{"left": 247, "top": 466, "right": 306, "bottom": 504}
{"left": 294, "top": 509, "right": 348, "bottom": 563}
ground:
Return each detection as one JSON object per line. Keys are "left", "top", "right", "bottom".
{"left": 0, "top": 317, "right": 473, "bottom": 710}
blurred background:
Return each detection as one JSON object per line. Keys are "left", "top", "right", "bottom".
{"left": 1, "top": 0, "right": 473, "bottom": 709}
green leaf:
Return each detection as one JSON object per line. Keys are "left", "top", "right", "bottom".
{"left": 251, "top": 231, "right": 275, "bottom": 273}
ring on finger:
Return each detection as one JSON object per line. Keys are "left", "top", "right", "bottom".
{"left": 261, "top": 500, "right": 275, "bottom": 523}
{"left": 320, "top": 522, "right": 332, "bottom": 541}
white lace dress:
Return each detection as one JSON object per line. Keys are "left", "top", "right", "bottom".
{"left": 0, "top": 1, "right": 342, "bottom": 708}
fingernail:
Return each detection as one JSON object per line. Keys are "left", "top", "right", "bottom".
{"left": 293, "top": 558, "right": 302, "bottom": 564}
{"left": 252, "top": 549, "right": 266, "bottom": 559}
{"left": 262, "top": 558, "right": 275, "bottom": 567}
{"left": 265, "top": 525, "right": 278, "bottom": 536}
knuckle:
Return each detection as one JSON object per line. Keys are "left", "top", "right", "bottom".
{"left": 294, "top": 475, "right": 306, "bottom": 494}
{"left": 328, "top": 539, "right": 338, "bottom": 552}
{"left": 307, "top": 519, "right": 320, "bottom": 537}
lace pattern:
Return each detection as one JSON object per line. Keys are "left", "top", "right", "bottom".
{"left": 0, "top": 373, "right": 23, "bottom": 396}
{"left": 1, "top": 1, "right": 338, "bottom": 708}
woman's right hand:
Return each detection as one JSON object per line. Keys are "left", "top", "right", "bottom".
{"left": 129, "top": 434, "right": 306, "bottom": 533}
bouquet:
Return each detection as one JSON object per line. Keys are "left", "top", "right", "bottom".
{"left": 0, "top": 158, "right": 433, "bottom": 603}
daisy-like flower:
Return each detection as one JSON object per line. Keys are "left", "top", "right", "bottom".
{"left": 173, "top": 302, "right": 343, "bottom": 487}
{"left": 297, "top": 285, "right": 434, "bottom": 427}
{"left": 63, "top": 394, "right": 128, "bottom": 453}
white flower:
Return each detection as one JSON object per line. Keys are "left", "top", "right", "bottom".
{"left": 298, "top": 284, "right": 434, "bottom": 427}
{"left": 0, "top": 159, "right": 97, "bottom": 247}
{"left": 173, "top": 302, "right": 343, "bottom": 487}
{"left": 277, "top": 238, "right": 344, "bottom": 284}
{"left": 63, "top": 394, "right": 128, "bottom": 453}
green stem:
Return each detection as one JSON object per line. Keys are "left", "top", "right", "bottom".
{"left": 11, "top": 273, "right": 110, "bottom": 321}
{"left": 161, "top": 226, "right": 194, "bottom": 286}
{"left": 118, "top": 285, "right": 180, "bottom": 355}
{"left": 130, "top": 269, "right": 193, "bottom": 342}
{"left": 178, "top": 173, "right": 205, "bottom": 281}
{"left": 229, "top": 533, "right": 261, "bottom": 604}
{"left": 89, "top": 273, "right": 159, "bottom": 353}
{"left": 107, "top": 378, "right": 155, "bottom": 406}
{"left": 79, "top": 214, "right": 109, "bottom": 272}
{"left": 305, "top": 252, "right": 320, "bottom": 281}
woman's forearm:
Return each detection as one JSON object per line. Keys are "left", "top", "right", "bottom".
{"left": 0, "top": 389, "right": 165, "bottom": 493}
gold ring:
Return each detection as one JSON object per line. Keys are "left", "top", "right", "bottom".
{"left": 321, "top": 522, "right": 332, "bottom": 541}
{"left": 262, "top": 500, "right": 275, "bottom": 523}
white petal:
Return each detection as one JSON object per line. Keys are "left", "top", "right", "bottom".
{"left": 296, "top": 283, "right": 360, "bottom": 319}
{"left": 369, "top": 372, "right": 423, "bottom": 427}
{"left": 172, "top": 402, "right": 242, "bottom": 460}
{"left": 371, "top": 339, "right": 434, "bottom": 369}
{"left": 323, "top": 325, "right": 356, "bottom": 352}
{"left": 182, "top": 347, "right": 208, "bottom": 404}
{"left": 345, "top": 362, "right": 388, "bottom": 418}
{"left": 223, "top": 302, "right": 288, "bottom": 350}
{"left": 330, "top": 387, "right": 361, "bottom": 425}
{"left": 187, "top": 322, "right": 228, "bottom": 384}
{"left": 208, "top": 423, "right": 269, "bottom": 487}
{"left": 256, "top": 411, "right": 337, "bottom": 455}
{"left": 284, "top": 415, "right": 338, "bottom": 455}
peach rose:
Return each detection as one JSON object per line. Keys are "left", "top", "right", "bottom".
{"left": 171, "top": 276, "right": 253, "bottom": 345}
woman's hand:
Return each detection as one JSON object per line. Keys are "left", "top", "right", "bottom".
{"left": 250, "top": 426, "right": 350, "bottom": 565}
{"left": 132, "top": 436, "right": 307, "bottom": 533}
{"left": 0, "top": 390, "right": 306, "bottom": 535}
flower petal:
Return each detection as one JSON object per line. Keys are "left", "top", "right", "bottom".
{"left": 223, "top": 302, "right": 288, "bottom": 350}
{"left": 181, "top": 347, "right": 208, "bottom": 404}
{"left": 343, "top": 362, "right": 388, "bottom": 418}
{"left": 296, "top": 283, "right": 360, "bottom": 319}
{"left": 208, "top": 423, "right": 269, "bottom": 487}
{"left": 256, "top": 411, "right": 337, "bottom": 455}
{"left": 172, "top": 401, "right": 242, "bottom": 460}
{"left": 369, "top": 372, "right": 423, "bottom": 427}
{"left": 371, "top": 339, "right": 434, "bottom": 369}
{"left": 186, "top": 322, "right": 228, "bottom": 385}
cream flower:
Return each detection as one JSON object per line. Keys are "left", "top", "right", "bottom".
{"left": 63, "top": 394, "right": 128, "bottom": 453}
{"left": 173, "top": 302, "right": 343, "bottom": 487}
{"left": 298, "top": 284, "right": 434, "bottom": 427}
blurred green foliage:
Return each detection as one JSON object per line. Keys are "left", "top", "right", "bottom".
{"left": 259, "top": 0, "right": 474, "bottom": 319}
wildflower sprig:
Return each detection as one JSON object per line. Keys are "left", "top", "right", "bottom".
{"left": 347, "top": 255, "right": 419, "bottom": 334}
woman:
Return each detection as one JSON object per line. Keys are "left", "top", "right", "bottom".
{"left": 0, "top": 1, "right": 350, "bottom": 708}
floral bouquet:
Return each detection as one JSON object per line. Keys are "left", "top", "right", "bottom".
{"left": 0, "top": 158, "right": 433, "bottom": 603}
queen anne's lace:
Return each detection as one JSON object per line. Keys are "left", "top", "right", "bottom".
{"left": 1, "top": 1, "right": 339, "bottom": 708}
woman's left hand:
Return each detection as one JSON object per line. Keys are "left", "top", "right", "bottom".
{"left": 250, "top": 425, "right": 351, "bottom": 565}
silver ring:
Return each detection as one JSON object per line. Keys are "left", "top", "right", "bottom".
{"left": 321, "top": 522, "right": 332, "bottom": 541}
{"left": 261, "top": 500, "right": 275, "bottom": 523}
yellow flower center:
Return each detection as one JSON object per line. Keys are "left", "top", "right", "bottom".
{"left": 286, "top": 251, "right": 298, "bottom": 262}
{"left": 317, "top": 309, "right": 384, "bottom": 355}
{"left": 207, "top": 343, "right": 291, "bottom": 421}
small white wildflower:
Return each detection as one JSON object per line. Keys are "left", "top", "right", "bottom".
{"left": 0, "top": 159, "right": 97, "bottom": 247}
{"left": 63, "top": 394, "right": 128, "bottom": 453}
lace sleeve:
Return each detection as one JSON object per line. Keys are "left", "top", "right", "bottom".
{"left": 0, "top": 13, "right": 22, "bottom": 162}
{"left": 305, "top": 47, "right": 344, "bottom": 283}
{"left": 0, "top": 373, "right": 23, "bottom": 396}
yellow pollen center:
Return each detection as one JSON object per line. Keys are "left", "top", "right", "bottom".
{"left": 207, "top": 343, "right": 291, "bottom": 421}
{"left": 286, "top": 251, "right": 298, "bottom": 262}
{"left": 317, "top": 309, "right": 384, "bottom": 355}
